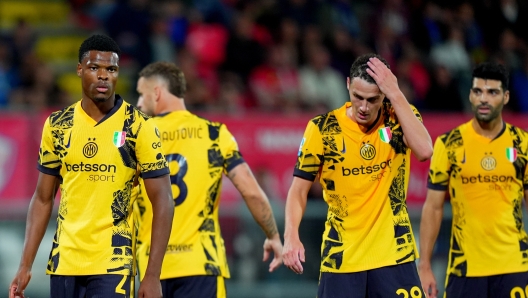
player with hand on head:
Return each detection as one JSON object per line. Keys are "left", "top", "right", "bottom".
{"left": 9, "top": 34, "right": 173, "bottom": 298}
{"left": 283, "top": 53, "right": 433, "bottom": 297}
{"left": 419, "top": 62, "right": 528, "bottom": 298}
{"left": 134, "top": 61, "right": 283, "bottom": 298}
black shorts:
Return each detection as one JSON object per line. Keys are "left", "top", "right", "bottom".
{"left": 317, "top": 262, "right": 425, "bottom": 298}
{"left": 445, "top": 272, "right": 528, "bottom": 298}
{"left": 50, "top": 274, "right": 133, "bottom": 298}
{"left": 161, "top": 275, "right": 226, "bottom": 298}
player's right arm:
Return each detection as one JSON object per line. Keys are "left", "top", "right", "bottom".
{"left": 10, "top": 172, "right": 59, "bottom": 298}
{"left": 418, "top": 188, "right": 446, "bottom": 298}
{"left": 418, "top": 135, "right": 451, "bottom": 298}
{"left": 283, "top": 177, "right": 312, "bottom": 274}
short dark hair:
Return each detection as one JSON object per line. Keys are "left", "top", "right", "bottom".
{"left": 472, "top": 62, "right": 509, "bottom": 90}
{"left": 78, "top": 34, "right": 121, "bottom": 63}
{"left": 139, "top": 62, "right": 187, "bottom": 98}
{"left": 349, "top": 53, "right": 390, "bottom": 84}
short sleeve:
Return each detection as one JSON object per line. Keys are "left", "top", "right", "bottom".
{"left": 427, "top": 136, "right": 451, "bottom": 190}
{"left": 136, "top": 119, "right": 169, "bottom": 179}
{"left": 219, "top": 124, "right": 245, "bottom": 173}
{"left": 37, "top": 117, "right": 61, "bottom": 176}
{"left": 410, "top": 104, "right": 423, "bottom": 123}
{"left": 294, "top": 120, "right": 323, "bottom": 181}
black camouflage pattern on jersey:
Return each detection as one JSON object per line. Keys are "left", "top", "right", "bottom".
{"left": 43, "top": 103, "right": 75, "bottom": 272}
{"left": 306, "top": 106, "right": 417, "bottom": 270}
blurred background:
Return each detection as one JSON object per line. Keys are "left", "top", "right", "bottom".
{"left": 0, "top": 0, "right": 528, "bottom": 297}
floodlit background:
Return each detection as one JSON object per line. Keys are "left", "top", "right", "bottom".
{"left": 1, "top": 0, "right": 528, "bottom": 297}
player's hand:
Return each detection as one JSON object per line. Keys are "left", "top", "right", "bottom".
{"left": 282, "top": 235, "right": 305, "bottom": 274}
{"left": 263, "top": 234, "right": 283, "bottom": 272}
{"left": 365, "top": 57, "right": 401, "bottom": 101}
{"left": 137, "top": 275, "right": 162, "bottom": 298}
{"left": 9, "top": 267, "right": 32, "bottom": 298}
{"left": 418, "top": 262, "right": 438, "bottom": 298}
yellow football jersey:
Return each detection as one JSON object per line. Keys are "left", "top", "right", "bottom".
{"left": 428, "top": 120, "right": 528, "bottom": 277}
{"left": 38, "top": 96, "right": 168, "bottom": 276}
{"left": 295, "top": 101, "right": 420, "bottom": 273}
{"left": 135, "top": 110, "right": 243, "bottom": 280}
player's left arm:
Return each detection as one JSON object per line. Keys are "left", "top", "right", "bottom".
{"left": 135, "top": 119, "right": 173, "bottom": 297}
{"left": 366, "top": 57, "right": 433, "bottom": 161}
{"left": 228, "top": 162, "right": 283, "bottom": 272}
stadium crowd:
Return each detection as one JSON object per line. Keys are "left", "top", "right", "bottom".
{"left": 0, "top": 0, "right": 528, "bottom": 114}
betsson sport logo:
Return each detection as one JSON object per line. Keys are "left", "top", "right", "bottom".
{"left": 461, "top": 152, "right": 514, "bottom": 185}
{"left": 65, "top": 137, "right": 117, "bottom": 183}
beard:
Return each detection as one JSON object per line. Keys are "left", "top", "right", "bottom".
{"left": 472, "top": 102, "right": 503, "bottom": 123}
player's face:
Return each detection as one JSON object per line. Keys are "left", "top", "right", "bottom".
{"left": 136, "top": 77, "right": 157, "bottom": 116}
{"left": 469, "top": 78, "right": 509, "bottom": 122}
{"left": 347, "top": 77, "right": 385, "bottom": 127}
{"left": 77, "top": 50, "right": 119, "bottom": 103}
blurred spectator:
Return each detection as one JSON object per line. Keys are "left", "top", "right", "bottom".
{"left": 6, "top": 20, "right": 36, "bottom": 70}
{"left": 222, "top": 12, "right": 267, "bottom": 83}
{"left": 279, "top": 0, "right": 321, "bottom": 29}
{"left": 430, "top": 25, "right": 471, "bottom": 76}
{"left": 298, "top": 44, "right": 348, "bottom": 112}
{"left": 9, "top": 56, "right": 71, "bottom": 111}
{"left": 409, "top": 1, "right": 445, "bottom": 54}
{"left": 319, "top": 0, "right": 361, "bottom": 39}
{"left": 328, "top": 27, "right": 364, "bottom": 79}
{"left": 192, "top": 0, "right": 233, "bottom": 26}
{"left": 149, "top": 16, "right": 177, "bottom": 63}
{"left": 424, "top": 64, "right": 464, "bottom": 112}
{"left": 105, "top": 0, "right": 152, "bottom": 67}
{"left": 396, "top": 42, "right": 431, "bottom": 104}
{"left": 497, "top": 0, "right": 528, "bottom": 44}
{"left": 456, "top": 2, "right": 485, "bottom": 62}
{"left": 248, "top": 45, "right": 300, "bottom": 112}
{"left": 178, "top": 48, "right": 216, "bottom": 110}
{"left": 276, "top": 18, "right": 301, "bottom": 65}
{"left": 490, "top": 29, "right": 523, "bottom": 71}
{"left": 0, "top": 41, "right": 17, "bottom": 108}
{"left": 510, "top": 53, "right": 528, "bottom": 112}
{"left": 185, "top": 9, "right": 228, "bottom": 73}
{"left": 164, "top": 1, "right": 189, "bottom": 48}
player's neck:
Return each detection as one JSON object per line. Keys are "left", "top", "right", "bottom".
{"left": 81, "top": 95, "right": 116, "bottom": 122}
{"left": 157, "top": 96, "right": 187, "bottom": 115}
{"left": 472, "top": 116, "right": 504, "bottom": 139}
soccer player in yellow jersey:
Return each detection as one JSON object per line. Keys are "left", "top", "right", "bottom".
{"left": 9, "top": 35, "right": 174, "bottom": 298}
{"left": 283, "top": 53, "right": 433, "bottom": 297}
{"left": 134, "top": 61, "right": 283, "bottom": 298}
{"left": 419, "top": 62, "right": 528, "bottom": 298}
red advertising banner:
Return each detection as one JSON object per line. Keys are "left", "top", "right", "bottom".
{"left": 1, "top": 111, "right": 527, "bottom": 208}
{"left": 0, "top": 114, "right": 39, "bottom": 203}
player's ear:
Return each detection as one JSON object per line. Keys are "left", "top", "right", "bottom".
{"left": 77, "top": 63, "right": 82, "bottom": 77}
{"left": 347, "top": 77, "right": 350, "bottom": 91}
{"left": 154, "top": 85, "right": 161, "bottom": 102}
{"left": 504, "top": 90, "right": 510, "bottom": 105}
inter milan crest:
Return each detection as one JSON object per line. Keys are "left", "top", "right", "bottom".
{"left": 378, "top": 126, "right": 392, "bottom": 143}
{"left": 360, "top": 142, "right": 376, "bottom": 160}
{"left": 83, "top": 138, "right": 98, "bottom": 158}
{"left": 506, "top": 147, "right": 517, "bottom": 163}
{"left": 113, "top": 131, "right": 126, "bottom": 148}
{"left": 480, "top": 152, "right": 496, "bottom": 171}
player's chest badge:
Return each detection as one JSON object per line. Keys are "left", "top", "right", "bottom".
{"left": 378, "top": 127, "right": 392, "bottom": 143}
{"left": 506, "top": 147, "right": 517, "bottom": 163}
{"left": 113, "top": 131, "right": 126, "bottom": 147}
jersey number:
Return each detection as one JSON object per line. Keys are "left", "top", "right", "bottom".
{"left": 396, "top": 286, "right": 422, "bottom": 298}
{"left": 165, "top": 153, "right": 188, "bottom": 206}
{"left": 511, "top": 286, "right": 528, "bottom": 298}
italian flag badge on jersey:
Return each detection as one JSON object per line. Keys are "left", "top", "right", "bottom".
{"left": 506, "top": 147, "right": 517, "bottom": 162}
{"left": 113, "top": 131, "right": 126, "bottom": 147}
{"left": 378, "top": 127, "right": 392, "bottom": 143}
